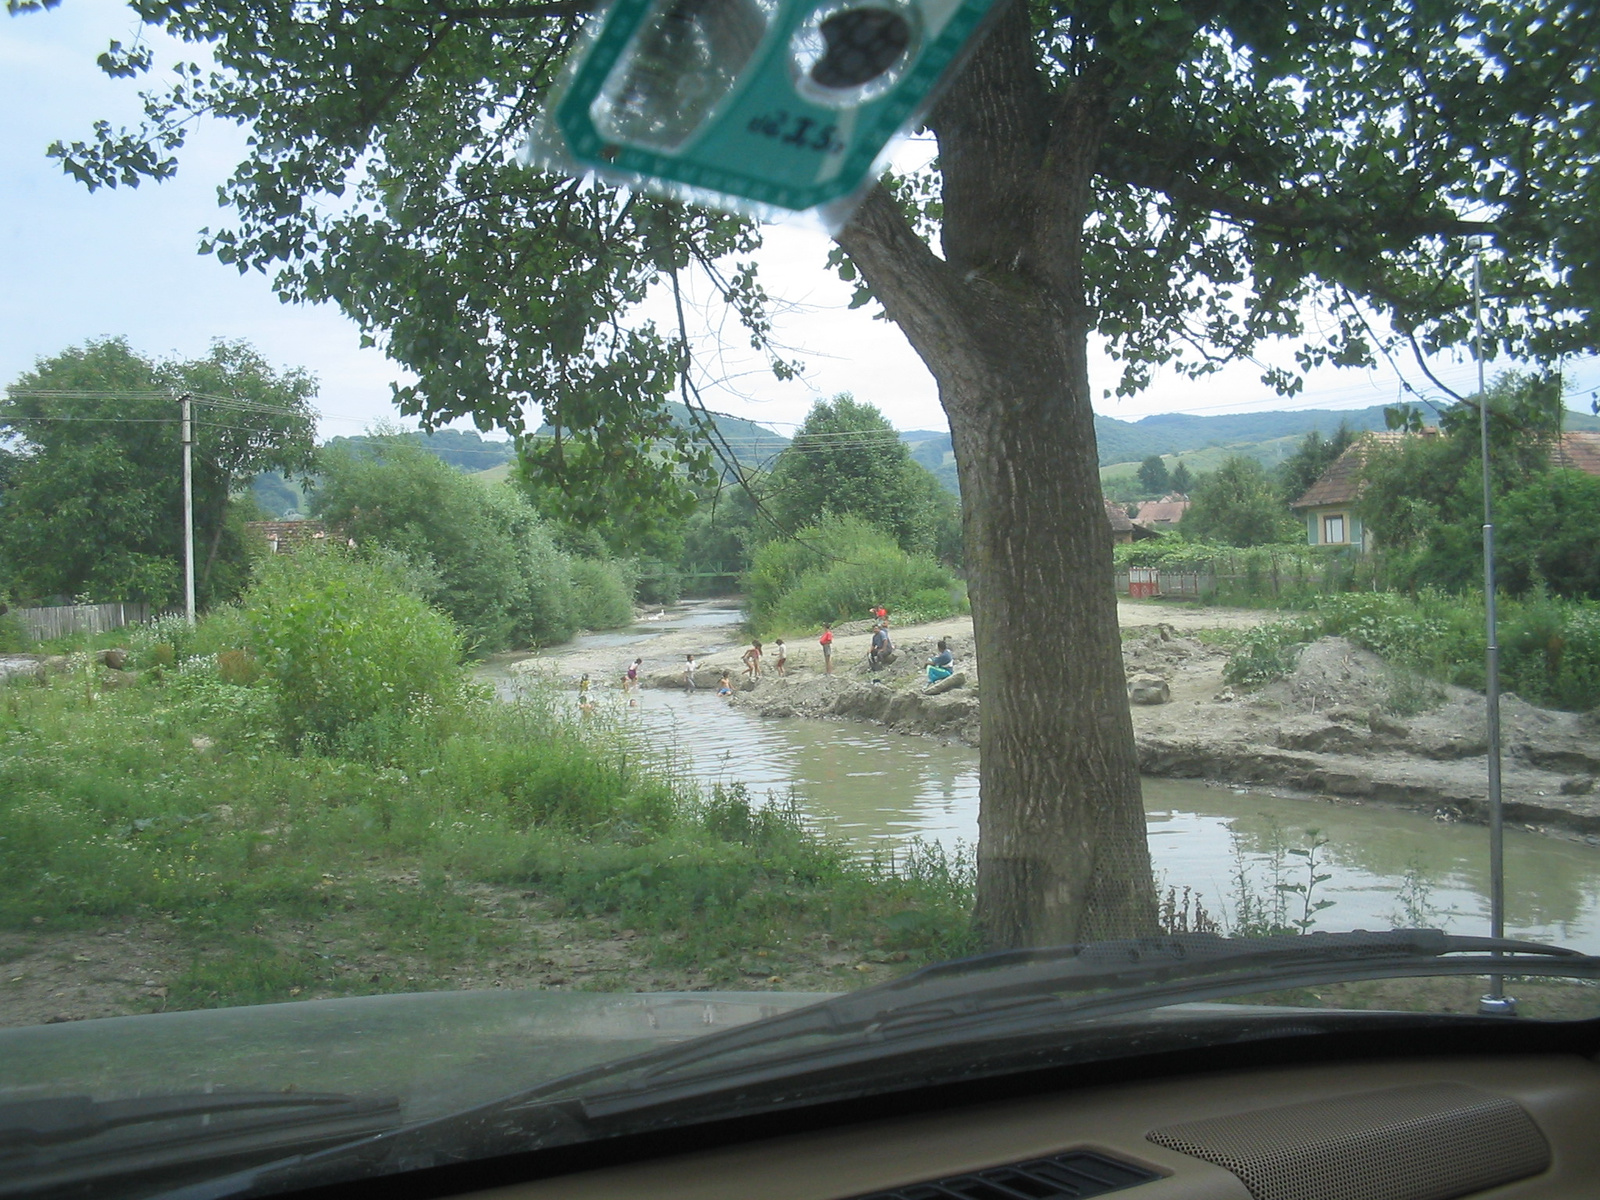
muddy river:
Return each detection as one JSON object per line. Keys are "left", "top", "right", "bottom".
{"left": 491, "top": 603, "right": 1600, "bottom": 954}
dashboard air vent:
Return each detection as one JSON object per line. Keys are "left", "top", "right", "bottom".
{"left": 850, "top": 1150, "right": 1159, "bottom": 1199}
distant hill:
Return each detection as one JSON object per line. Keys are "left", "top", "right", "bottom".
{"left": 532, "top": 402, "right": 789, "bottom": 476}
{"left": 901, "top": 431, "right": 960, "bottom": 494}
{"left": 664, "top": 402, "right": 790, "bottom": 472}
{"left": 902, "top": 404, "right": 1600, "bottom": 498}
{"left": 322, "top": 428, "right": 515, "bottom": 472}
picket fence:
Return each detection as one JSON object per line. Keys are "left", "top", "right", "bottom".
{"left": 12, "top": 602, "right": 151, "bottom": 641}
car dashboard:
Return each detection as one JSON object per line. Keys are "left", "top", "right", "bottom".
{"left": 486, "top": 1054, "right": 1600, "bottom": 1200}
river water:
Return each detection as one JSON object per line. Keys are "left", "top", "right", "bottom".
{"left": 501, "top": 603, "right": 1600, "bottom": 954}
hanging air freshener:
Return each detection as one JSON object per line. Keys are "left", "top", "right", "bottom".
{"left": 523, "top": 0, "right": 1001, "bottom": 229}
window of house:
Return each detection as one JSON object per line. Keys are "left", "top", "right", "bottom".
{"left": 1324, "top": 514, "right": 1346, "bottom": 543}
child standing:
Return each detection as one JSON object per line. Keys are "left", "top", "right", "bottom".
{"left": 819, "top": 623, "right": 834, "bottom": 675}
{"left": 684, "top": 654, "right": 697, "bottom": 691}
{"left": 741, "top": 640, "right": 763, "bottom": 680}
{"left": 773, "top": 638, "right": 787, "bottom": 676}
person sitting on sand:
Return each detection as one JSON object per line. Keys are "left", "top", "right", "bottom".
{"left": 717, "top": 672, "right": 733, "bottom": 696}
{"left": 926, "top": 639, "right": 954, "bottom": 686}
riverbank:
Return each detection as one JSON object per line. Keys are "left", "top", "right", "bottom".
{"left": 0, "top": 667, "right": 973, "bottom": 1028}
{"left": 511, "top": 600, "right": 1600, "bottom": 843}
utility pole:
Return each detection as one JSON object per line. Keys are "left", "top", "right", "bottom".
{"left": 181, "top": 392, "right": 196, "bottom": 625}
{"left": 1474, "top": 254, "right": 1513, "bottom": 1017}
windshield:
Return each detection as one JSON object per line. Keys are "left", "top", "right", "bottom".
{"left": 4, "top": 1, "right": 1600, "bottom": 1197}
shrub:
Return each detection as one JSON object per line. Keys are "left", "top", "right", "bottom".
{"left": 744, "top": 516, "right": 964, "bottom": 635}
{"left": 0, "top": 609, "right": 25, "bottom": 653}
{"left": 1222, "top": 589, "right": 1600, "bottom": 711}
{"left": 313, "top": 437, "right": 578, "bottom": 651}
{"left": 243, "top": 546, "right": 466, "bottom": 752}
{"left": 1222, "top": 620, "right": 1315, "bottom": 688}
{"left": 568, "top": 557, "right": 636, "bottom": 630}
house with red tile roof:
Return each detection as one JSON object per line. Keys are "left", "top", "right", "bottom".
{"left": 1104, "top": 499, "right": 1161, "bottom": 544}
{"left": 246, "top": 519, "right": 328, "bottom": 554}
{"left": 1292, "top": 428, "right": 1600, "bottom": 551}
{"left": 1132, "top": 495, "right": 1189, "bottom": 530}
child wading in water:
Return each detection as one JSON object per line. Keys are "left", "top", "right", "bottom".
{"left": 683, "top": 654, "right": 697, "bottom": 691}
{"left": 717, "top": 672, "right": 733, "bottom": 696}
{"left": 773, "top": 638, "right": 787, "bottom": 676}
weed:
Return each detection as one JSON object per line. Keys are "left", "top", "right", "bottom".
{"left": 1277, "top": 828, "right": 1336, "bottom": 933}
{"left": 1383, "top": 859, "right": 1439, "bottom": 929}
{"left": 1223, "top": 821, "right": 1338, "bottom": 937}
{"left": 0, "top": 638, "right": 975, "bottom": 1010}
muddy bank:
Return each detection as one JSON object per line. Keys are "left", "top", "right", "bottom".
{"left": 1135, "top": 635, "right": 1600, "bottom": 841}
{"left": 503, "top": 600, "right": 1600, "bottom": 841}
{"left": 613, "top": 617, "right": 1599, "bottom": 843}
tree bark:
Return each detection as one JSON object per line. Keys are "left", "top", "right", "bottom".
{"left": 836, "top": 0, "right": 1156, "bottom": 947}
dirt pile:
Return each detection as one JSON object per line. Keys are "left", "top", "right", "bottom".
{"left": 1135, "top": 635, "right": 1600, "bottom": 839}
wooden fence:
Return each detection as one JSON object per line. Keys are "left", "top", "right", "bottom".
{"left": 12, "top": 602, "right": 151, "bottom": 642}
{"left": 1114, "top": 570, "right": 1212, "bottom": 599}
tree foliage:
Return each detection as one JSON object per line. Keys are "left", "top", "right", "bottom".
{"left": 764, "top": 395, "right": 960, "bottom": 563}
{"left": 1169, "top": 462, "right": 1193, "bottom": 495}
{"left": 1180, "top": 456, "right": 1299, "bottom": 547}
{"left": 1136, "top": 455, "right": 1170, "bottom": 495}
{"left": 311, "top": 434, "right": 583, "bottom": 649}
{"left": 1360, "top": 372, "right": 1592, "bottom": 597}
{"left": 1278, "top": 425, "right": 1357, "bottom": 506}
{"left": 0, "top": 337, "right": 315, "bottom": 607}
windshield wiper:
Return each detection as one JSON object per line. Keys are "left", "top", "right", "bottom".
{"left": 542, "top": 930, "right": 1595, "bottom": 1113}
{"left": 0, "top": 1090, "right": 402, "bottom": 1200}
{"left": 0, "top": 1092, "right": 398, "bottom": 1150}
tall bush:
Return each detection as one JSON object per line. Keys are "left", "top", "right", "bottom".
{"left": 244, "top": 547, "right": 466, "bottom": 751}
{"left": 313, "top": 435, "right": 579, "bottom": 650}
{"left": 744, "top": 516, "right": 963, "bottom": 635}
{"left": 568, "top": 557, "right": 636, "bottom": 630}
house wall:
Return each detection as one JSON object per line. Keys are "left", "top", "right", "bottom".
{"left": 1302, "top": 506, "right": 1366, "bottom": 550}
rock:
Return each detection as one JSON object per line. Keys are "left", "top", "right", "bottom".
{"left": 1274, "top": 717, "right": 1368, "bottom": 753}
{"left": 1560, "top": 776, "right": 1596, "bottom": 796}
{"left": 924, "top": 671, "right": 966, "bottom": 696}
{"left": 98, "top": 668, "right": 139, "bottom": 689}
{"left": 1128, "top": 674, "right": 1170, "bottom": 705}
{"left": 1319, "top": 770, "right": 1374, "bottom": 796}
{"left": 1368, "top": 710, "right": 1410, "bottom": 740}
{"left": 98, "top": 647, "right": 130, "bottom": 670}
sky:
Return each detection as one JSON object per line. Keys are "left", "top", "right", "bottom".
{"left": 4, "top": 4, "right": 1596, "bottom": 444}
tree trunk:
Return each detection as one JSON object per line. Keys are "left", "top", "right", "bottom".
{"left": 835, "top": 0, "right": 1156, "bottom": 947}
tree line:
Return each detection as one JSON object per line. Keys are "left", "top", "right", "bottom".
{"left": 1127, "top": 373, "right": 1600, "bottom": 604}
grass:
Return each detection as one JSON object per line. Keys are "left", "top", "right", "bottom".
{"left": 0, "top": 666, "right": 976, "bottom": 1014}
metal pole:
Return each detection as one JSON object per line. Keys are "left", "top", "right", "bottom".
{"left": 181, "top": 393, "right": 196, "bottom": 625}
{"left": 1474, "top": 255, "right": 1513, "bottom": 1016}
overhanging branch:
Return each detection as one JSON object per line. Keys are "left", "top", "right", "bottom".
{"left": 1098, "top": 138, "right": 1498, "bottom": 241}
{"left": 833, "top": 185, "right": 968, "bottom": 375}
